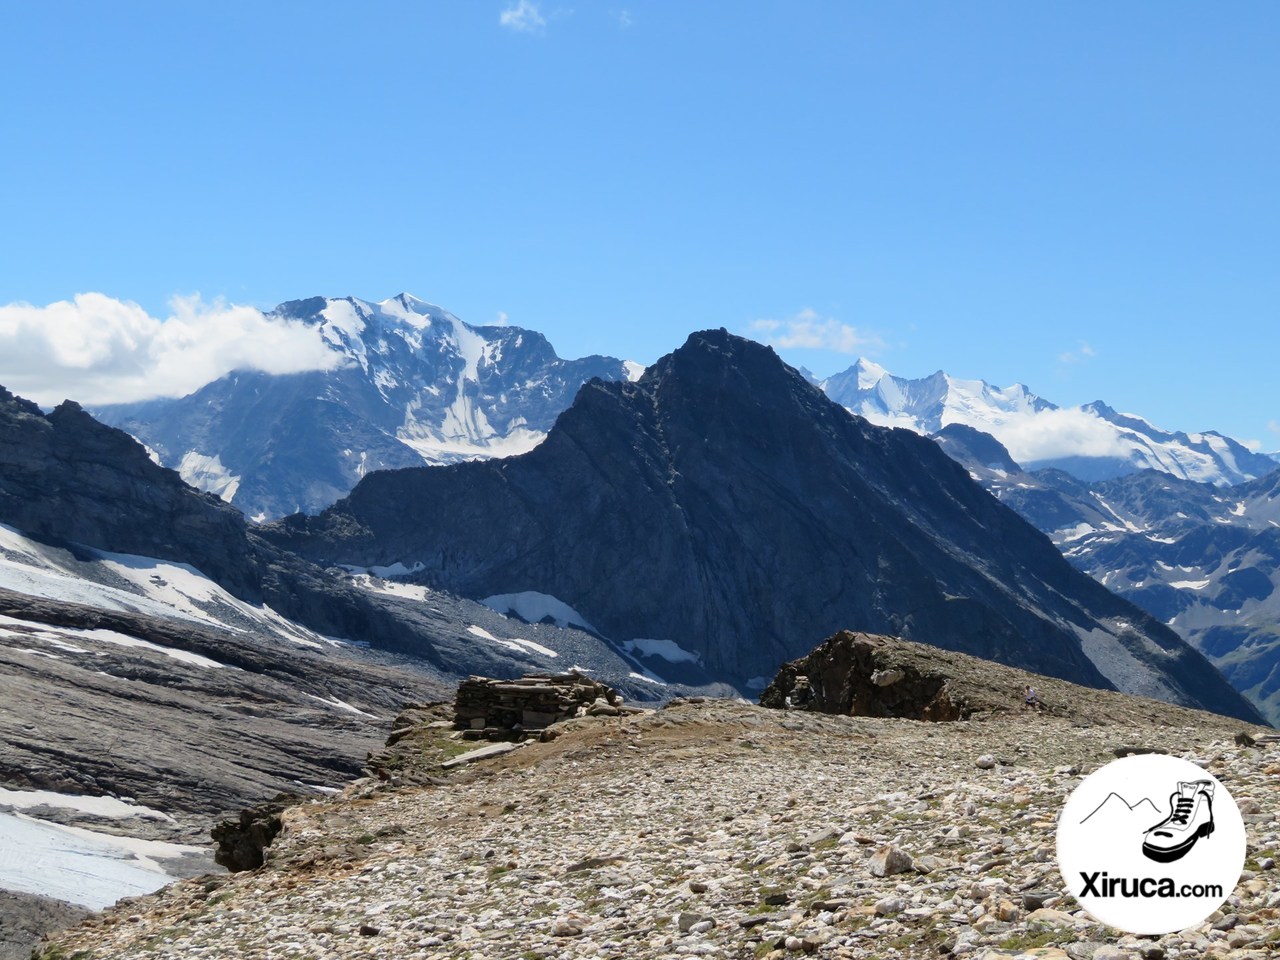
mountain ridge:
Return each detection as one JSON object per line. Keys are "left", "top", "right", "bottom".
{"left": 263, "top": 330, "right": 1261, "bottom": 722}
{"left": 820, "top": 358, "right": 1274, "bottom": 486}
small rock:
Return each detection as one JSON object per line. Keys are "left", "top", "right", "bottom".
{"left": 689, "top": 880, "right": 709, "bottom": 893}
{"left": 689, "top": 919, "right": 715, "bottom": 935}
{"left": 358, "top": 924, "right": 380, "bottom": 937}
{"left": 678, "top": 912, "right": 708, "bottom": 932}
{"left": 1092, "top": 947, "right": 1133, "bottom": 960}
{"left": 995, "top": 899, "right": 1020, "bottom": 922}
{"left": 1026, "top": 908, "right": 1076, "bottom": 926}
{"left": 802, "top": 825, "right": 842, "bottom": 847}
{"left": 874, "top": 896, "right": 906, "bottom": 916}
{"left": 1022, "top": 890, "right": 1052, "bottom": 911}
{"left": 914, "top": 854, "right": 948, "bottom": 873}
{"left": 1258, "top": 856, "right": 1275, "bottom": 870}
{"left": 1139, "top": 947, "right": 1165, "bottom": 960}
{"left": 868, "top": 844, "right": 913, "bottom": 876}
{"left": 975, "top": 755, "right": 997, "bottom": 770}
{"left": 551, "top": 920, "right": 583, "bottom": 937}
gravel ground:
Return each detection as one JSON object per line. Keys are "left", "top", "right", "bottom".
{"left": 37, "top": 697, "right": 1280, "bottom": 960}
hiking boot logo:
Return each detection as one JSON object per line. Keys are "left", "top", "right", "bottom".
{"left": 1057, "top": 754, "right": 1246, "bottom": 936}
{"left": 1142, "top": 780, "right": 1215, "bottom": 863}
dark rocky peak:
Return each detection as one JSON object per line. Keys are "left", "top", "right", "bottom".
{"left": 0, "top": 384, "right": 254, "bottom": 595}
{"left": 932, "top": 423, "right": 1022, "bottom": 475}
{"left": 271, "top": 295, "right": 330, "bottom": 321}
{"left": 0, "top": 384, "right": 43, "bottom": 417}
{"left": 262, "top": 334, "right": 1261, "bottom": 723}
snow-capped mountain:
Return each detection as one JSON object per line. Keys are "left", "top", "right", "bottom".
{"left": 821, "top": 359, "right": 1275, "bottom": 486}
{"left": 94, "top": 294, "right": 638, "bottom": 520}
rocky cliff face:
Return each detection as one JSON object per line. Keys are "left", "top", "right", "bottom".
{"left": 264, "top": 331, "right": 1261, "bottom": 722}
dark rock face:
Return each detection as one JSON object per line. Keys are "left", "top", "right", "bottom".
{"left": 760, "top": 632, "right": 966, "bottom": 721}
{"left": 211, "top": 794, "right": 299, "bottom": 871}
{"left": 0, "top": 386, "right": 256, "bottom": 597}
{"left": 95, "top": 295, "right": 632, "bottom": 519}
{"left": 0, "top": 588, "right": 447, "bottom": 818}
{"left": 264, "top": 330, "right": 1261, "bottom": 723}
{"left": 0, "top": 384, "right": 652, "bottom": 686}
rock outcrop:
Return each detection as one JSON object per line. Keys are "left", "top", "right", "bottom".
{"left": 759, "top": 629, "right": 1241, "bottom": 728}
{"left": 211, "top": 795, "right": 300, "bottom": 872}
{"left": 760, "top": 631, "right": 969, "bottom": 720}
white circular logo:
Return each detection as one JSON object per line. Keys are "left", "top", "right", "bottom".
{"left": 1057, "top": 754, "right": 1246, "bottom": 934}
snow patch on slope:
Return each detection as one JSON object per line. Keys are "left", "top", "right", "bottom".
{"left": 0, "top": 810, "right": 201, "bottom": 909}
{"left": 621, "top": 637, "right": 703, "bottom": 665}
{"left": 482, "top": 592, "right": 597, "bottom": 633}
{"left": 0, "top": 523, "right": 327, "bottom": 649}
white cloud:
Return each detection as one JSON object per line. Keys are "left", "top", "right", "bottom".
{"left": 617, "top": 9, "right": 633, "bottom": 27}
{"left": 500, "top": 0, "right": 546, "bottom": 32}
{"left": 0, "top": 293, "right": 345, "bottom": 406}
{"left": 1268, "top": 419, "right": 1280, "bottom": 436}
{"left": 1058, "top": 341, "right": 1096, "bottom": 365}
{"left": 985, "top": 407, "right": 1132, "bottom": 465}
{"left": 748, "top": 309, "right": 881, "bottom": 355}
{"left": 496, "top": 310, "right": 510, "bottom": 325}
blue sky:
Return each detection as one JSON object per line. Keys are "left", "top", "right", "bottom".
{"left": 1, "top": 2, "right": 1277, "bottom": 447}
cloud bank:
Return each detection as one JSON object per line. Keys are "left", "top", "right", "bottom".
{"left": 748, "top": 309, "right": 882, "bottom": 355}
{"left": 0, "top": 293, "right": 344, "bottom": 406}
{"left": 982, "top": 407, "right": 1133, "bottom": 465}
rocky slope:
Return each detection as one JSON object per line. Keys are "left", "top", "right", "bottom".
{"left": 0, "top": 892, "right": 89, "bottom": 960}
{"left": 264, "top": 330, "right": 1260, "bottom": 722}
{"left": 94, "top": 294, "right": 635, "bottom": 519}
{"left": 938, "top": 423, "right": 1280, "bottom": 725}
{"left": 37, "top": 659, "right": 1278, "bottom": 960}
{"left": 0, "top": 384, "right": 699, "bottom": 697}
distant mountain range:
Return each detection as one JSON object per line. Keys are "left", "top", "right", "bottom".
{"left": 818, "top": 358, "right": 1276, "bottom": 486}
{"left": 262, "top": 330, "right": 1259, "bottom": 722}
{"left": 95, "top": 294, "right": 638, "bottom": 520}
{"left": 92, "top": 298, "right": 1273, "bottom": 524}
{"left": 938, "top": 423, "right": 1280, "bottom": 724}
